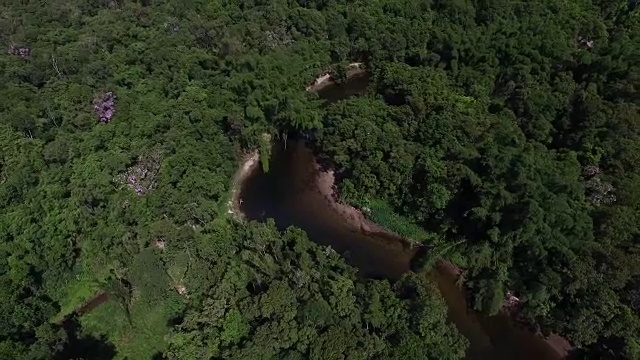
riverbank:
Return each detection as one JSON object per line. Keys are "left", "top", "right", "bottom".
{"left": 315, "top": 166, "right": 416, "bottom": 247}
{"left": 305, "top": 62, "right": 365, "bottom": 92}
{"left": 227, "top": 151, "right": 260, "bottom": 221}
{"left": 237, "top": 139, "right": 572, "bottom": 360}
{"left": 304, "top": 63, "right": 414, "bottom": 247}
{"left": 309, "top": 152, "right": 498, "bottom": 357}
{"left": 231, "top": 64, "right": 573, "bottom": 359}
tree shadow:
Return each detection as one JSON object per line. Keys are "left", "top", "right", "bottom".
{"left": 57, "top": 315, "right": 117, "bottom": 360}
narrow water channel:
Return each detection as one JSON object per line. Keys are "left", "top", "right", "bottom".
{"left": 238, "top": 75, "right": 571, "bottom": 359}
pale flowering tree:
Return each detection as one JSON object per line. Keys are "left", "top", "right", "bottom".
{"left": 163, "top": 17, "right": 180, "bottom": 32}
{"left": 7, "top": 44, "right": 30, "bottom": 58}
{"left": 577, "top": 36, "right": 595, "bottom": 49}
{"left": 582, "top": 165, "right": 602, "bottom": 177}
{"left": 93, "top": 92, "right": 116, "bottom": 123}
{"left": 264, "top": 27, "right": 294, "bottom": 49}
{"left": 114, "top": 150, "right": 162, "bottom": 196}
{"left": 583, "top": 165, "right": 616, "bottom": 206}
{"left": 502, "top": 291, "right": 522, "bottom": 313}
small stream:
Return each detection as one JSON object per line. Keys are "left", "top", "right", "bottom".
{"left": 238, "top": 77, "right": 571, "bottom": 360}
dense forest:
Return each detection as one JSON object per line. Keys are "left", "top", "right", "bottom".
{"left": 1, "top": 0, "right": 639, "bottom": 359}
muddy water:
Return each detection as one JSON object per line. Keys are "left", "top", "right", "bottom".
{"left": 239, "top": 141, "right": 569, "bottom": 360}
{"left": 314, "top": 72, "right": 372, "bottom": 103}
{"left": 239, "top": 75, "right": 571, "bottom": 359}
{"left": 241, "top": 141, "right": 411, "bottom": 280}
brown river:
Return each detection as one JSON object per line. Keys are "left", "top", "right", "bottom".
{"left": 238, "top": 77, "right": 573, "bottom": 360}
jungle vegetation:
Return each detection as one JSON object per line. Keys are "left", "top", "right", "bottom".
{"left": 1, "top": 0, "right": 639, "bottom": 359}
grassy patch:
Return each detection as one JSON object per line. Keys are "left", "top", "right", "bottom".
{"left": 81, "top": 292, "right": 184, "bottom": 360}
{"left": 359, "top": 198, "right": 433, "bottom": 243}
{"left": 50, "top": 263, "right": 108, "bottom": 322}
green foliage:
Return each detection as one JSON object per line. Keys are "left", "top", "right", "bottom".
{"left": 311, "top": 0, "right": 640, "bottom": 355}
{"left": 51, "top": 264, "right": 106, "bottom": 322}
{"left": 1, "top": 0, "right": 639, "bottom": 358}
{"left": 359, "top": 197, "right": 433, "bottom": 243}
{"left": 81, "top": 292, "right": 183, "bottom": 360}
{"left": 165, "top": 221, "right": 467, "bottom": 360}
{"left": 259, "top": 133, "right": 272, "bottom": 173}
